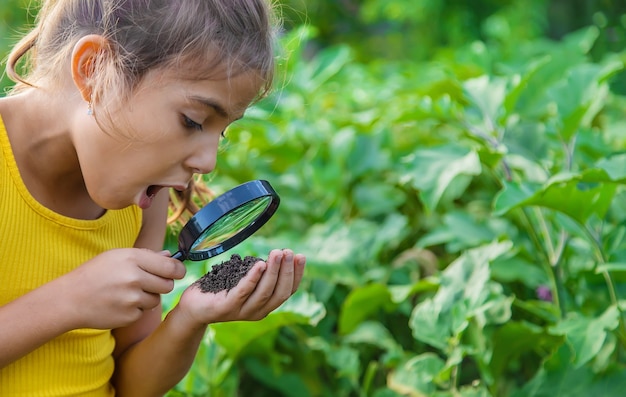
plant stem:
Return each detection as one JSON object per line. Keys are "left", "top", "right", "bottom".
{"left": 520, "top": 208, "right": 564, "bottom": 317}
{"left": 582, "top": 224, "right": 626, "bottom": 346}
{"left": 534, "top": 207, "right": 555, "bottom": 263}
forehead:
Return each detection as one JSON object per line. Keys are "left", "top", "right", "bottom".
{"left": 137, "top": 66, "right": 265, "bottom": 117}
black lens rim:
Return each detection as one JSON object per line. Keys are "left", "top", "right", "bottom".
{"left": 172, "top": 180, "right": 280, "bottom": 261}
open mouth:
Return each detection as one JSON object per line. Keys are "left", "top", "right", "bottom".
{"left": 146, "top": 185, "right": 164, "bottom": 198}
{"left": 138, "top": 185, "right": 165, "bottom": 209}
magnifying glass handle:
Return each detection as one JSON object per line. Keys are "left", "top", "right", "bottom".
{"left": 171, "top": 251, "right": 184, "bottom": 261}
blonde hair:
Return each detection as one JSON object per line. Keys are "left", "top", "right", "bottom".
{"left": 6, "top": 0, "right": 279, "bottom": 224}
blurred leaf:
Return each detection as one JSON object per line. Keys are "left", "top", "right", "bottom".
{"left": 464, "top": 75, "right": 508, "bottom": 123}
{"left": 490, "top": 321, "right": 561, "bottom": 386}
{"left": 244, "top": 356, "right": 312, "bottom": 397}
{"left": 417, "top": 211, "right": 503, "bottom": 253}
{"left": 548, "top": 61, "right": 623, "bottom": 140}
{"left": 493, "top": 163, "right": 626, "bottom": 222}
{"left": 409, "top": 242, "right": 513, "bottom": 349}
{"left": 353, "top": 181, "right": 406, "bottom": 217}
{"left": 212, "top": 292, "right": 325, "bottom": 358}
{"left": 339, "top": 284, "right": 394, "bottom": 335}
{"left": 490, "top": 256, "right": 548, "bottom": 288}
{"left": 387, "top": 353, "right": 446, "bottom": 396}
{"left": 401, "top": 145, "right": 482, "bottom": 212}
{"left": 548, "top": 306, "right": 619, "bottom": 368}
{"left": 343, "top": 321, "right": 402, "bottom": 354}
{"left": 503, "top": 56, "right": 551, "bottom": 114}
{"left": 512, "top": 344, "right": 626, "bottom": 397}
{"left": 294, "top": 45, "right": 352, "bottom": 92}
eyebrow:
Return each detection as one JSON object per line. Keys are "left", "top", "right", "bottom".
{"left": 187, "top": 95, "right": 245, "bottom": 121}
{"left": 188, "top": 96, "right": 229, "bottom": 118}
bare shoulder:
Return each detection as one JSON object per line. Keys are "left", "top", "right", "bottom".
{"left": 0, "top": 95, "right": 16, "bottom": 123}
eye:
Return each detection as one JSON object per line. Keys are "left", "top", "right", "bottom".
{"left": 220, "top": 130, "right": 226, "bottom": 138}
{"left": 182, "top": 115, "right": 203, "bottom": 132}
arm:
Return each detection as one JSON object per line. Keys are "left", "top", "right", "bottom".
{"left": 0, "top": 274, "right": 82, "bottom": 368}
{"left": 111, "top": 191, "right": 306, "bottom": 397}
{"left": 110, "top": 189, "right": 201, "bottom": 394}
{"left": 111, "top": 189, "right": 170, "bottom": 361}
{"left": 112, "top": 251, "right": 305, "bottom": 397}
{"left": 0, "top": 189, "right": 184, "bottom": 369}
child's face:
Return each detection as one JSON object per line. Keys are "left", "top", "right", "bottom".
{"left": 73, "top": 67, "right": 263, "bottom": 210}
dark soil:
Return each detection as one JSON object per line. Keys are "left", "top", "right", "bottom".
{"left": 194, "top": 254, "right": 263, "bottom": 293}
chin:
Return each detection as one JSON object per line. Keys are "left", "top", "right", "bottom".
{"left": 89, "top": 193, "right": 132, "bottom": 211}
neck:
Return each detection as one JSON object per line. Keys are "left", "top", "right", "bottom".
{"left": 0, "top": 88, "right": 104, "bottom": 219}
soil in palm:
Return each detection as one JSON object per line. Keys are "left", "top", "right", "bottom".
{"left": 195, "top": 254, "right": 262, "bottom": 293}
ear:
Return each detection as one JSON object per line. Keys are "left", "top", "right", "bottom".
{"left": 71, "top": 34, "right": 109, "bottom": 103}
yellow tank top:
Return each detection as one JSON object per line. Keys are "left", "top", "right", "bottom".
{"left": 0, "top": 116, "right": 142, "bottom": 396}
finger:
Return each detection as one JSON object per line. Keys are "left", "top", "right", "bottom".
{"left": 138, "top": 292, "right": 161, "bottom": 311}
{"left": 228, "top": 260, "right": 267, "bottom": 301}
{"left": 138, "top": 252, "right": 186, "bottom": 280}
{"left": 292, "top": 254, "right": 306, "bottom": 293}
{"left": 241, "top": 250, "right": 285, "bottom": 311}
{"left": 140, "top": 273, "right": 176, "bottom": 295}
{"left": 263, "top": 249, "right": 296, "bottom": 309}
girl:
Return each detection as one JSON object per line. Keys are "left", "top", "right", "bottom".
{"left": 0, "top": 0, "right": 306, "bottom": 396}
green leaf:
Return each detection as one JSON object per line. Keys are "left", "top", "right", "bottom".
{"left": 548, "top": 62, "right": 621, "bottom": 140}
{"left": 409, "top": 242, "right": 513, "bottom": 349}
{"left": 343, "top": 321, "right": 402, "bottom": 354}
{"left": 464, "top": 75, "right": 508, "bottom": 123}
{"left": 324, "top": 344, "right": 361, "bottom": 379}
{"left": 563, "top": 26, "right": 600, "bottom": 54}
{"left": 596, "top": 153, "right": 626, "bottom": 181}
{"left": 548, "top": 305, "right": 619, "bottom": 368}
{"left": 387, "top": 353, "right": 446, "bottom": 396}
{"left": 297, "top": 45, "right": 352, "bottom": 92}
{"left": 353, "top": 181, "right": 406, "bottom": 217}
{"left": 513, "top": 299, "right": 561, "bottom": 323}
{"left": 503, "top": 56, "right": 551, "bottom": 114}
{"left": 490, "top": 321, "right": 561, "bottom": 385}
{"left": 212, "top": 292, "right": 325, "bottom": 358}
{"left": 493, "top": 166, "right": 625, "bottom": 222}
{"left": 490, "top": 256, "right": 548, "bottom": 288}
{"left": 302, "top": 219, "right": 381, "bottom": 284}
{"left": 401, "top": 145, "right": 481, "bottom": 211}
{"left": 339, "top": 284, "right": 394, "bottom": 335}
{"left": 417, "top": 211, "right": 503, "bottom": 253}
{"left": 244, "top": 356, "right": 313, "bottom": 397}
{"left": 388, "top": 279, "right": 440, "bottom": 304}
{"left": 512, "top": 344, "right": 626, "bottom": 397}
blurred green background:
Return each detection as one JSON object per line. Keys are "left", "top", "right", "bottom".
{"left": 2, "top": 0, "right": 626, "bottom": 91}
{"left": 3, "top": 1, "right": 626, "bottom": 396}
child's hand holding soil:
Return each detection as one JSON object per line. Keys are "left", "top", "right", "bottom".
{"left": 194, "top": 254, "right": 262, "bottom": 293}
{"left": 171, "top": 249, "right": 306, "bottom": 326}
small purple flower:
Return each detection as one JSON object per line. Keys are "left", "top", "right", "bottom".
{"left": 536, "top": 285, "right": 553, "bottom": 302}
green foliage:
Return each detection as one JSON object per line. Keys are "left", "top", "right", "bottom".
{"left": 165, "top": 20, "right": 626, "bottom": 397}
{"left": 0, "top": 0, "right": 31, "bottom": 93}
{"left": 2, "top": 0, "right": 626, "bottom": 396}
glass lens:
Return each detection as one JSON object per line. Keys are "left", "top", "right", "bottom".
{"left": 190, "top": 196, "right": 272, "bottom": 253}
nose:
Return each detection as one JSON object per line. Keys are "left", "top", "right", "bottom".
{"left": 185, "top": 135, "right": 218, "bottom": 175}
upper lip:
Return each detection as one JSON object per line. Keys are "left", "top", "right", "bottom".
{"left": 161, "top": 183, "right": 189, "bottom": 192}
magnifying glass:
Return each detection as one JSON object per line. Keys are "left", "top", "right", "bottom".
{"left": 171, "top": 180, "right": 280, "bottom": 261}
